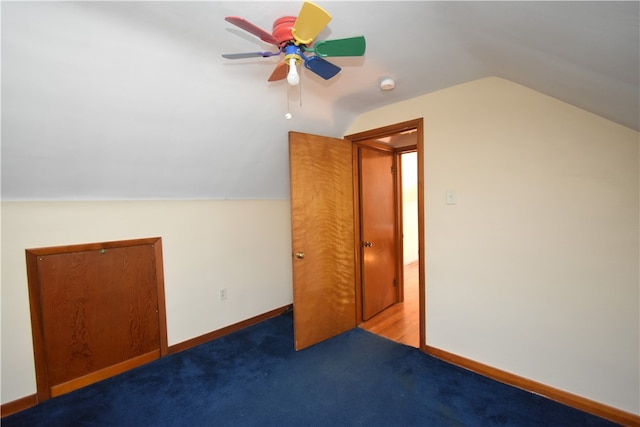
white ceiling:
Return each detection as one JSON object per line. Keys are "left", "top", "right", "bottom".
{"left": 2, "top": 1, "right": 638, "bottom": 201}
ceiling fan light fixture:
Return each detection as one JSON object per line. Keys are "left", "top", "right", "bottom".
{"left": 222, "top": 2, "right": 366, "bottom": 86}
{"left": 287, "top": 57, "right": 300, "bottom": 86}
{"left": 380, "top": 78, "right": 395, "bottom": 91}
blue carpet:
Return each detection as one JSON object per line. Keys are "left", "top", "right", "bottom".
{"left": 3, "top": 312, "right": 618, "bottom": 426}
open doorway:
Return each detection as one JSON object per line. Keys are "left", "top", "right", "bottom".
{"left": 288, "top": 119, "right": 424, "bottom": 351}
{"left": 359, "top": 150, "right": 419, "bottom": 347}
{"left": 345, "top": 119, "right": 424, "bottom": 349}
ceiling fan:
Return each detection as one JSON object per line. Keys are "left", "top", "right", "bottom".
{"left": 222, "top": 1, "right": 366, "bottom": 86}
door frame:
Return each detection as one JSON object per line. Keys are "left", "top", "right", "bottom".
{"left": 345, "top": 118, "right": 425, "bottom": 350}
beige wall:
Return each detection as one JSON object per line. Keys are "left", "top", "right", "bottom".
{"left": 347, "top": 77, "right": 640, "bottom": 414}
{"left": 1, "top": 200, "right": 293, "bottom": 403}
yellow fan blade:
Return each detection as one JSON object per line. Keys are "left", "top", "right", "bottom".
{"left": 291, "top": 2, "right": 331, "bottom": 45}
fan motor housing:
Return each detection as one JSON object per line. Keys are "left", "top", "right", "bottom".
{"left": 273, "top": 16, "right": 297, "bottom": 45}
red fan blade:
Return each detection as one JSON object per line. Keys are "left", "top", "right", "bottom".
{"left": 225, "top": 16, "right": 279, "bottom": 45}
{"left": 268, "top": 62, "right": 288, "bottom": 82}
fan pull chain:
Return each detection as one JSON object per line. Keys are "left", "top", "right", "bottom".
{"left": 284, "top": 73, "right": 304, "bottom": 120}
{"left": 285, "top": 77, "right": 302, "bottom": 120}
{"left": 299, "top": 75, "right": 303, "bottom": 107}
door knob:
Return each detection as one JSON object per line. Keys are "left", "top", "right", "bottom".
{"left": 295, "top": 251, "right": 305, "bottom": 259}
{"left": 362, "top": 241, "right": 373, "bottom": 247}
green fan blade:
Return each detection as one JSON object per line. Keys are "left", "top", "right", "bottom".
{"left": 313, "top": 36, "right": 366, "bottom": 57}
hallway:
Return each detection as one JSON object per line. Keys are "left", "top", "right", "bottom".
{"left": 359, "top": 262, "right": 419, "bottom": 348}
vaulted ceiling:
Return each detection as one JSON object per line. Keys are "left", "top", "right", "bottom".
{"left": 2, "top": 1, "right": 638, "bottom": 201}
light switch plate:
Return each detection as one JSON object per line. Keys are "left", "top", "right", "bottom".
{"left": 446, "top": 190, "right": 457, "bottom": 205}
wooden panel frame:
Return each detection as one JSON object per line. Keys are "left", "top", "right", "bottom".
{"left": 25, "top": 237, "right": 168, "bottom": 403}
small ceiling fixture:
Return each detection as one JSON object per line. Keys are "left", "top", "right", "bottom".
{"left": 380, "top": 78, "right": 395, "bottom": 91}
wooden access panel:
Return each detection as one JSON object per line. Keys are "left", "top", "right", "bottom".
{"left": 26, "top": 237, "right": 168, "bottom": 402}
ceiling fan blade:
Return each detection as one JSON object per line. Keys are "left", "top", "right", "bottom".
{"left": 225, "top": 16, "right": 279, "bottom": 45}
{"left": 222, "top": 50, "right": 282, "bottom": 59}
{"left": 304, "top": 56, "right": 341, "bottom": 80}
{"left": 268, "top": 62, "right": 288, "bottom": 82}
{"left": 313, "top": 36, "right": 366, "bottom": 57}
{"left": 291, "top": 2, "right": 331, "bottom": 45}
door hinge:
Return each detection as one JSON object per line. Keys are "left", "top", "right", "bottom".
{"left": 393, "top": 278, "right": 397, "bottom": 287}
{"left": 391, "top": 166, "right": 396, "bottom": 175}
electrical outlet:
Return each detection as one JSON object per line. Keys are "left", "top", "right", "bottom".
{"left": 219, "top": 288, "right": 228, "bottom": 301}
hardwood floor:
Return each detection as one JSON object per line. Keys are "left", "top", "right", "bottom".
{"left": 359, "top": 262, "right": 419, "bottom": 348}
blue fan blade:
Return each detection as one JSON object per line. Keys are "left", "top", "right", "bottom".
{"left": 304, "top": 56, "right": 341, "bottom": 80}
{"left": 222, "top": 51, "right": 281, "bottom": 59}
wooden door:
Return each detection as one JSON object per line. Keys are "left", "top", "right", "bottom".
{"left": 289, "top": 131, "right": 356, "bottom": 350}
{"left": 359, "top": 146, "right": 398, "bottom": 320}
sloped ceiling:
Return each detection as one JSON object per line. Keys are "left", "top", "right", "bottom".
{"left": 2, "top": 1, "right": 638, "bottom": 201}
